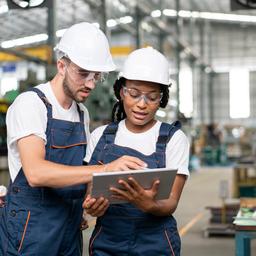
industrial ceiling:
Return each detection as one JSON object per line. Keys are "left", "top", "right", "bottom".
{"left": 1, "top": 0, "right": 256, "bottom": 46}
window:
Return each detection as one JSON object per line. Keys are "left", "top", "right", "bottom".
{"left": 179, "top": 66, "right": 193, "bottom": 117}
{"left": 0, "top": 77, "right": 18, "bottom": 96}
{"left": 229, "top": 68, "right": 250, "bottom": 118}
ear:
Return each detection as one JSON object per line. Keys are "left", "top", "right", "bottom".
{"left": 57, "top": 59, "right": 66, "bottom": 76}
{"left": 120, "top": 87, "right": 125, "bottom": 101}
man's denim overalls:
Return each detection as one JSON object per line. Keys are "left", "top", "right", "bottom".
{"left": 0, "top": 88, "right": 87, "bottom": 256}
{"left": 89, "top": 121, "right": 181, "bottom": 256}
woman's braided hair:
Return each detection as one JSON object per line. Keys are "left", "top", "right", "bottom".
{"left": 111, "top": 77, "right": 170, "bottom": 122}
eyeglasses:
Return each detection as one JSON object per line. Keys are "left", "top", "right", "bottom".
{"left": 122, "top": 86, "right": 163, "bottom": 105}
{"left": 65, "top": 59, "right": 108, "bottom": 83}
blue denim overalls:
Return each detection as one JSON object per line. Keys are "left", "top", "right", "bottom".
{"left": 89, "top": 121, "right": 181, "bottom": 256}
{"left": 0, "top": 88, "right": 87, "bottom": 256}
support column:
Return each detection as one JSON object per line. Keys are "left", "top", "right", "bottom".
{"left": 175, "top": 0, "right": 180, "bottom": 117}
{"left": 135, "top": 4, "right": 142, "bottom": 49}
{"left": 199, "top": 20, "right": 205, "bottom": 123}
{"left": 46, "top": 0, "right": 57, "bottom": 79}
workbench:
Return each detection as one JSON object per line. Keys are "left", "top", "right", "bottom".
{"left": 233, "top": 200, "right": 256, "bottom": 256}
{"left": 235, "top": 225, "right": 256, "bottom": 256}
{"left": 232, "top": 163, "right": 256, "bottom": 198}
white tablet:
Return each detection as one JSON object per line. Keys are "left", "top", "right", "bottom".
{"left": 91, "top": 168, "right": 177, "bottom": 204}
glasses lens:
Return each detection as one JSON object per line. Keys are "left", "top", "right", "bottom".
{"left": 77, "top": 71, "right": 92, "bottom": 80}
{"left": 147, "top": 92, "right": 163, "bottom": 103}
{"left": 125, "top": 88, "right": 141, "bottom": 98}
{"left": 67, "top": 62, "right": 108, "bottom": 83}
{"left": 123, "top": 87, "right": 162, "bottom": 104}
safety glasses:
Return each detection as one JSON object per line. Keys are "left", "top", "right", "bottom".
{"left": 64, "top": 59, "right": 108, "bottom": 83}
{"left": 122, "top": 86, "right": 163, "bottom": 105}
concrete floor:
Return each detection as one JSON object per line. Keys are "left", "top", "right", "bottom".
{"left": 82, "top": 167, "right": 256, "bottom": 256}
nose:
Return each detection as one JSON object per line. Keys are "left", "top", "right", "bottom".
{"left": 84, "top": 79, "right": 96, "bottom": 90}
{"left": 136, "top": 95, "right": 147, "bottom": 107}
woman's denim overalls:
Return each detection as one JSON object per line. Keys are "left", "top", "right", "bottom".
{"left": 0, "top": 88, "right": 87, "bottom": 256}
{"left": 89, "top": 121, "right": 181, "bottom": 256}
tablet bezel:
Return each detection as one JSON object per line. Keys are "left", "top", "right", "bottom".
{"left": 91, "top": 167, "right": 177, "bottom": 204}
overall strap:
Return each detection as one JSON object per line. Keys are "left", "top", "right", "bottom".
{"left": 29, "top": 87, "right": 52, "bottom": 119}
{"left": 156, "top": 120, "right": 182, "bottom": 153}
{"left": 76, "top": 104, "right": 84, "bottom": 123}
{"left": 102, "top": 122, "right": 119, "bottom": 144}
{"left": 89, "top": 122, "right": 119, "bottom": 165}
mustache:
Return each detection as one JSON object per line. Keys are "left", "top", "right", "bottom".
{"left": 80, "top": 86, "right": 91, "bottom": 92}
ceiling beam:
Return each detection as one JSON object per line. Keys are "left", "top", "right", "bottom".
{"left": 0, "top": 47, "right": 47, "bottom": 65}
{"left": 83, "top": 0, "right": 136, "bottom": 35}
{"left": 134, "top": 0, "right": 211, "bottom": 67}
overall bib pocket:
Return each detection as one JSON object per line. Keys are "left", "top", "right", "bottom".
{"left": 49, "top": 128, "right": 86, "bottom": 164}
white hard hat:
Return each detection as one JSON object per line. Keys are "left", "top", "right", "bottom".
{"left": 121, "top": 47, "right": 170, "bottom": 85}
{"left": 55, "top": 22, "right": 116, "bottom": 72}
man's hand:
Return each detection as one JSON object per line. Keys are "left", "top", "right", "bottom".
{"left": 110, "top": 177, "right": 160, "bottom": 212}
{"left": 82, "top": 194, "right": 109, "bottom": 217}
{"left": 104, "top": 156, "right": 147, "bottom": 172}
{"left": 0, "top": 198, "right": 5, "bottom": 208}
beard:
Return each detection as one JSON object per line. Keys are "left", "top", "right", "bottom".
{"left": 63, "top": 75, "right": 87, "bottom": 103}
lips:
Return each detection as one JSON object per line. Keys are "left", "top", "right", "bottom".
{"left": 80, "top": 87, "right": 91, "bottom": 93}
{"left": 132, "top": 110, "right": 148, "bottom": 120}
{"left": 79, "top": 89, "right": 91, "bottom": 98}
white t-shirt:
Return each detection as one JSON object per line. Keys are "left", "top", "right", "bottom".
{"left": 85, "top": 120, "right": 190, "bottom": 176}
{"left": 6, "top": 82, "right": 90, "bottom": 182}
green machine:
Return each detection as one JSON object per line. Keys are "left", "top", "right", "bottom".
{"left": 85, "top": 72, "right": 118, "bottom": 128}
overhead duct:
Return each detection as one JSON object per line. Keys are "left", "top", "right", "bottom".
{"left": 7, "top": 0, "right": 51, "bottom": 9}
{"left": 231, "top": 0, "right": 256, "bottom": 10}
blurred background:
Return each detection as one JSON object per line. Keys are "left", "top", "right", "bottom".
{"left": 0, "top": 0, "right": 256, "bottom": 255}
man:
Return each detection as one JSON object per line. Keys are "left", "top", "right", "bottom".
{"left": 0, "top": 22, "right": 146, "bottom": 256}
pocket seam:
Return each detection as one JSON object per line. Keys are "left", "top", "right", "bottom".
{"left": 89, "top": 226, "right": 102, "bottom": 256}
{"left": 164, "top": 229, "right": 175, "bottom": 256}
{"left": 51, "top": 142, "right": 87, "bottom": 149}
{"left": 18, "top": 210, "right": 31, "bottom": 253}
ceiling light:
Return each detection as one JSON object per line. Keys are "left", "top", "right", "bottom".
{"left": 9, "top": 0, "right": 45, "bottom": 8}
{"left": 119, "top": 16, "right": 133, "bottom": 24}
{"left": 162, "top": 8, "right": 256, "bottom": 23}
{"left": 162, "top": 9, "right": 177, "bottom": 17}
{"left": 107, "top": 19, "right": 118, "bottom": 28}
{"left": 0, "top": 4, "right": 8, "bottom": 14}
{"left": 151, "top": 10, "right": 161, "bottom": 18}
{"left": 200, "top": 11, "right": 256, "bottom": 23}
{"left": 1, "top": 34, "right": 48, "bottom": 48}
{"left": 178, "top": 10, "right": 191, "bottom": 18}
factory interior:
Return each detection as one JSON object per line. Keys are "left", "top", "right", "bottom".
{"left": 0, "top": 0, "right": 256, "bottom": 255}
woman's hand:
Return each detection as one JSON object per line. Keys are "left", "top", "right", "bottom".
{"left": 110, "top": 177, "right": 160, "bottom": 212}
{"left": 82, "top": 194, "right": 109, "bottom": 217}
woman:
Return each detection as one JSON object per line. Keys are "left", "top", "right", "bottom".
{"left": 84, "top": 47, "right": 190, "bottom": 256}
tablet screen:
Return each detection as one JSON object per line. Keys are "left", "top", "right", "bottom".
{"left": 91, "top": 168, "right": 177, "bottom": 204}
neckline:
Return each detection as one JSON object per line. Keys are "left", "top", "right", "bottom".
{"left": 48, "top": 82, "right": 76, "bottom": 112}
{"left": 120, "top": 119, "right": 160, "bottom": 135}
